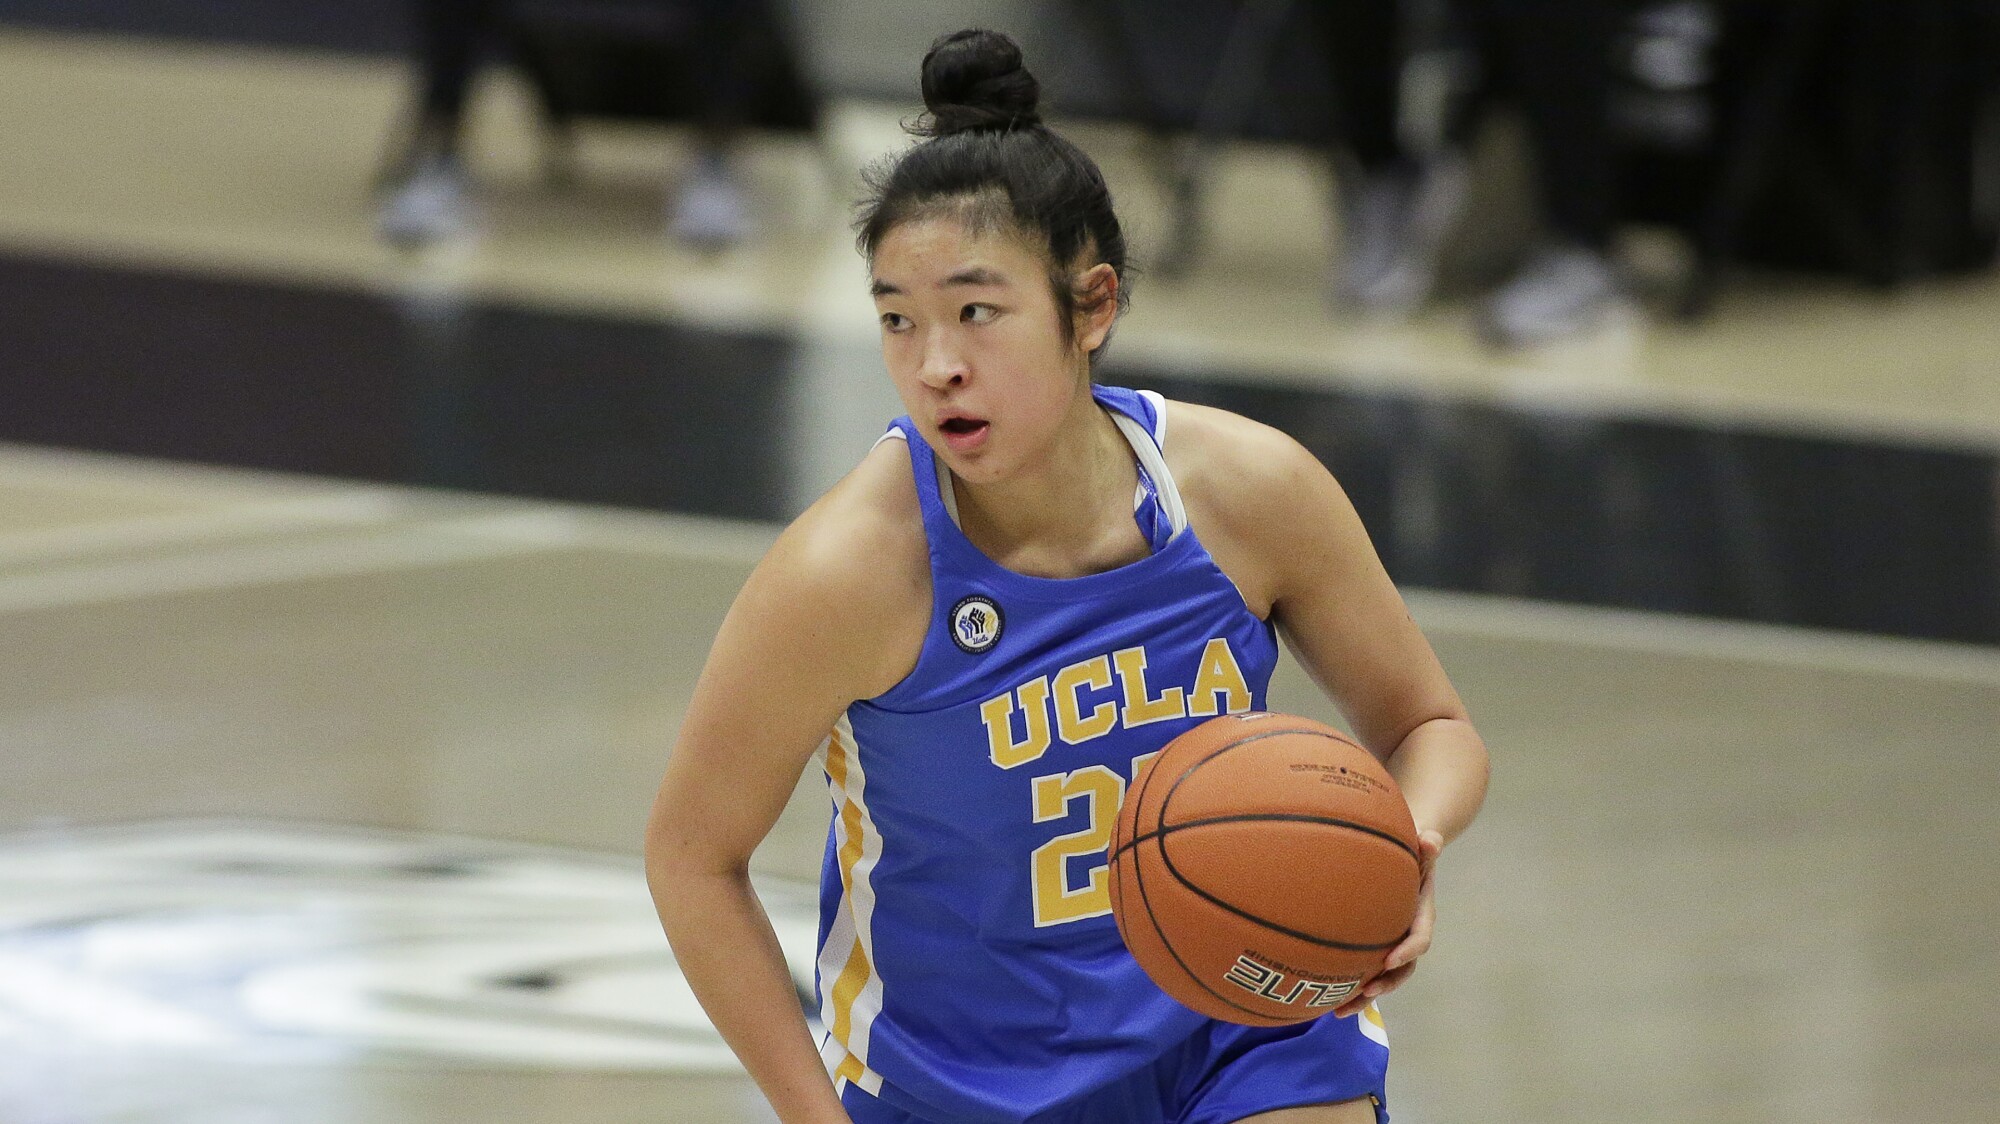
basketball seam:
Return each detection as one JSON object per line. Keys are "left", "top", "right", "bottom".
{"left": 1156, "top": 828, "right": 1409, "bottom": 952}
{"left": 1127, "top": 836, "right": 1288, "bottom": 1026}
{"left": 1155, "top": 728, "right": 1404, "bottom": 854}
{"left": 1123, "top": 723, "right": 1286, "bottom": 1026}
{"left": 1155, "top": 727, "right": 1414, "bottom": 952}
{"left": 1112, "top": 813, "right": 1422, "bottom": 864}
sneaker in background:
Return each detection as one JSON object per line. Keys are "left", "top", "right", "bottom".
{"left": 669, "top": 153, "right": 752, "bottom": 252}
{"left": 1332, "top": 154, "right": 1468, "bottom": 314}
{"left": 377, "top": 155, "right": 475, "bottom": 249}
{"left": 1478, "top": 242, "right": 1628, "bottom": 347}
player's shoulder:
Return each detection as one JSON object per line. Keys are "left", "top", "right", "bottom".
{"left": 1156, "top": 399, "right": 1337, "bottom": 618}
{"left": 770, "top": 436, "right": 929, "bottom": 608}
{"left": 1159, "top": 398, "right": 1327, "bottom": 521}
{"left": 749, "top": 436, "right": 931, "bottom": 695}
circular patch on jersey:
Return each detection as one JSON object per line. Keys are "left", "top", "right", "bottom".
{"left": 949, "top": 595, "right": 1004, "bottom": 654}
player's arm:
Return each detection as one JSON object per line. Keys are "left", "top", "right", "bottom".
{"left": 1264, "top": 437, "right": 1489, "bottom": 846}
{"left": 1173, "top": 403, "right": 1489, "bottom": 1015}
{"left": 645, "top": 456, "right": 926, "bottom": 1124}
{"left": 1177, "top": 403, "right": 1490, "bottom": 842}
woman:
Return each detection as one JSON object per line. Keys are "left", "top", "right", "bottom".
{"left": 646, "top": 29, "right": 1490, "bottom": 1124}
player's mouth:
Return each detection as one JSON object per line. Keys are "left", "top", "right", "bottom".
{"left": 938, "top": 415, "right": 990, "bottom": 452}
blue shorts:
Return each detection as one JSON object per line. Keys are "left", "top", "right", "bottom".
{"left": 839, "top": 1010, "right": 1390, "bottom": 1124}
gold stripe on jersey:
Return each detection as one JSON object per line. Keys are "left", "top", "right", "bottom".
{"left": 1360, "top": 1001, "right": 1389, "bottom": 1048}
{"left": 820, "top": 719, "right": 885, "bottom": 1093}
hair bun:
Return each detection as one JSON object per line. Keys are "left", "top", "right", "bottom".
{"left": 918, "top": 29, "right": 1042, "bottom": 137}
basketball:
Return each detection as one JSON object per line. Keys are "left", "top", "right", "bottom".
{"left": 1110, "top": 712, "right": 1422, "bottom": 1026}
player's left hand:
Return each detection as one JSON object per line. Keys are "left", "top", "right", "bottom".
{"left": 1334, "top": 828, "right": 1443, "bottom": 1019}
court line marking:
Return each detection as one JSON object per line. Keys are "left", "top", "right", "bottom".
{"left": 452, "top": 507, "right": 778, "bottom": 564}
{"left": 0, "top": 440, "right": 383, "bottom": 501}
{"left": 0, "top": 514, "right": 586, "bottom": 616}
{"left": 1406, "top": 587, "right": 2000, "bottom": 686}
{"left": 0, "top": 490, "right": 410, "bottom": 567}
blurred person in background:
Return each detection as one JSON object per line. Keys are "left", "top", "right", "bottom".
{"left": 1321, "top": 0, "right": 1637, "bottom": 347}
{"left": 1319, "top": 0, "right": 1466, "bottom": 316}
{"left": 377, "top": 0, "right": 765, "bottom": 250}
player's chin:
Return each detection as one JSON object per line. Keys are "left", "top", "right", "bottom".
{"left": 938, "top": 445, "right": 1009, "bottom": 484}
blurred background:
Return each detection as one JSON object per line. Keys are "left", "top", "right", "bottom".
{"left": 0, "top": 2, "right": 1996, "bottom": 1122}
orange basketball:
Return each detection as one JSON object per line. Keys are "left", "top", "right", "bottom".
{"left": 1110, "top": 711, "right": 1421, "bottom": 1026}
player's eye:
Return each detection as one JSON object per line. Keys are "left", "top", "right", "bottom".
{"left": 880, "top": 312, "right": 911, "bottom": 332}
{"left": 962, "top": 304, "right": 997, "bottom": 324}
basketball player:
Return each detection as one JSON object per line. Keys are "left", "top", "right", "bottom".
{"left": 646, "top": 29, "right": 1490, "bottom": 1124}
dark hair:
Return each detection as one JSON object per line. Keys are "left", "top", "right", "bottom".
{"left": 856, "top": 29, "right": 1130, "bottom": 364}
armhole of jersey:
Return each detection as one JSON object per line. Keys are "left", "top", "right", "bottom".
{"left": 880, "top": 427, "right": 962, "bottom": 529}
{"left": 1123, "top": 394, "right": 1267, "bottom": 622}
{"left": 934, "top": 460, "right": 959, "bottom": 527}
{"left": 857, "top": 425, "right": 948, "bottom": 710}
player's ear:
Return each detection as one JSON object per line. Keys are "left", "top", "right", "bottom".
{"left": 1073, "top": 263, "right": 1118, "bottom": 353}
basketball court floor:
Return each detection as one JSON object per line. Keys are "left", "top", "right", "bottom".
{"left": 2, "top": 26, "right": 1998, "bottom": 1124}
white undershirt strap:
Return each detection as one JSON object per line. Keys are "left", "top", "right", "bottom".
{"left": 1137, "top": 389, "right": 1170, "bottom": 446}
{"left": 1112, "top": 400, "right": 1189, "bottom": 537}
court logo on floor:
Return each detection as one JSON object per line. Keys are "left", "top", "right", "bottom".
{"left": 0, "top": 821, "right": 820, "bottom": 1071}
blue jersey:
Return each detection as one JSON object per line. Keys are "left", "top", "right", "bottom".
{"left": 814, "top": 385, "right": 1284, "bottom": 1122}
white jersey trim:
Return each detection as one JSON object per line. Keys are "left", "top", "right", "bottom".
{"left": 1359, "top": 1001, "right": 1390, "bottom": 1048}
{"left": 816, "top": 714, "right": 886, "bottom": 1096}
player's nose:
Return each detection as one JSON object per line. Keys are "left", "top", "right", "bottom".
{"left": 917, "top": 329, "right": 968, "bottom": 389}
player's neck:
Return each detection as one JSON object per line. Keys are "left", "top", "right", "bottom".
{"left": 952, "top": 396, "right": 1141, "bottom": 575}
